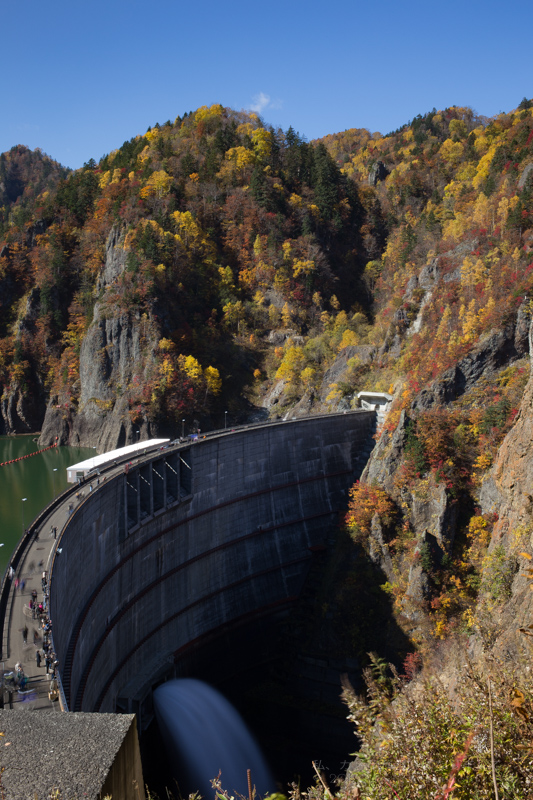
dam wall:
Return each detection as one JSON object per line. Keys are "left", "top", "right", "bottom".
{"left": 50, "top": 411, "right": 375, "bottom": 721}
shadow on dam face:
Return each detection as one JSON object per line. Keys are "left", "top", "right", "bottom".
{"left": 140, "top": 547, "right": 412, "bottom": 799}
{"left": 49, "top": 414, "right": 411, "bottom": 793}
{"left": 141, "top": 610, "right": 360, "bottom": 797}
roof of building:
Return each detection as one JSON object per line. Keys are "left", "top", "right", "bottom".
{"left": 357, "top": 391, "right": 393, "bottom": 402}
{"left": 67, "top": 439, "right": 170, "bottom": 474}
{"left": 0, "top": 710, "right": 137, "bottom": 799}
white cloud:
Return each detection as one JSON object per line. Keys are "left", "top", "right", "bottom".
{"left": 250, "top": 92, "right": 271, "bottom": 114}
{"left": 249, "top": 93, "right": 284, "bottom": 117}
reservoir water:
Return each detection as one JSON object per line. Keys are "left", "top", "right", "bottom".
{"left": 0, "top": 436, "right": 96, "bottom": 577}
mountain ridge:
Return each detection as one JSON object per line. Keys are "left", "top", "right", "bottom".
{"left": 4, "top": 98, "right": 533, "bottom": 795}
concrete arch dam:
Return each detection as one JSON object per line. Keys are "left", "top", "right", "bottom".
{"left": 50, "top": 411, "right": 375, "bottom": 721}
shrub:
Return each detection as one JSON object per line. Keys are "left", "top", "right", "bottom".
{"left": 481, "top": 545, "right": 518, "bottom": 603}
{"left": 345, "top": 482, "right": 397, "bottom": 543}
{"left": 340, "top": 652, "right": 533, "bottom": 799}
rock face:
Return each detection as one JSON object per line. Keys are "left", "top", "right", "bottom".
{"left": 368, "top": 161, "right": 390, "bottom": 186}
{"left": 0, "top": 384, "right": 44, "bottom": 435}
{"left": 1, "top": 288, "right": 46, "bottom": 435}
{"left": 477, "top": 321, "right": 533, "bottom": 656}
{"left": 261, "top": 344, "right": 377, "bottom": 419}
{"left": 412, "top": 321, "right": 526, "bottom": 412}
{"left": 39, "top": 228, "right": 160, "bottom": 450}
{"left": 362, "top": 311, "right": 533, "bottom": 656}
{"left": 518, "top": 162, "right": 533, "bottom": 189}
{"left": 69, "top": 311, "right": 156, "bottom": 450}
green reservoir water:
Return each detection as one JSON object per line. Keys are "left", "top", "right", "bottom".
{"left": 0, "top": 436, "right": 96, "bottom": 577}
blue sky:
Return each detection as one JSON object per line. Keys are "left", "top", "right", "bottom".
{"left": 3, "top": 0, "right": 532, "bottom": 170}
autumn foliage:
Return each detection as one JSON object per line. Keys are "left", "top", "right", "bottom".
{"left": 345, "top": 481, "right": 397, "bottom": 541}
{"left": 1, "top": 98, "right": 533, "bottom": 438}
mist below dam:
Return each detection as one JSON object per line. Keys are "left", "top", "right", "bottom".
{"left": 154, "top": 679, "right": 275, "bottom": 798}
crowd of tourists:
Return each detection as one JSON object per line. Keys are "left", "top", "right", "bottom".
{"left": 8, "top": 564, "right": 60, "bottom": 703}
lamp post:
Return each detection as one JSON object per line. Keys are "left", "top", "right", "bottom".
{"left": 21, "top": 498, "right": 27, "bottom": 535}
{"left": 92, "top": 446, "right": 97, "bottom": 471}
{"left": 136, "top": 429, "right": 140, "bottom": 443}
{"left": 225, "top": 411, "right": 228, "bottom": 429}
{"left": 52, "top": 468, "right": 58, "bottom": 498}
{"left": 181, "top": 419, "right": 185, "bottom": 440}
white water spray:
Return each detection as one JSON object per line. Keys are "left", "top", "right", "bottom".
{"left": 153, "top": 678, "right": 275, "bottom": 799}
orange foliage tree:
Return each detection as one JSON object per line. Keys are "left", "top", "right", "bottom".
{"left": 345, "top": 481, "right": 397, "bottom": 543}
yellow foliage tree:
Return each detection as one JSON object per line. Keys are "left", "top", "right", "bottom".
{"left": 472, "top": 144, "right": 497, "bottom": 190}
{"left": 289, "top": 193, "right": 303, "bottom": 208}
{"left": 194, "top": 104, "right": 224, "bottom": 124}
{"left": 178, "top": 354, "right": 203, "bottom": 383}
{"left": 140, "top": 170, "right": 172, "bottom": 199}
{"left": 462, "top": 299, "right": 479, "bottom": 341}
{"left": 204, "top": 365, "right": 222, "bottom": 396}
{"left": 251, "top": 128, "right": 273, "bottom": 161}
{"left": 282, "top": 241, "right": 292, "bottom": 262}
{"left": 325, "top": 383, "right": 343, "bottom": 405}
{"left": 275, "top": 346, "right": 305, "bottom": 383}
{"left": 338, "top": 329, "right": 359, "bottom": 350}
{"left": 218, "top": 265, "right": 235, "bottom": 294}
{"left": 225, "top": 146, "right": 255, "bottom": 172}
{"left": 172, "top": 211, "right": 213, "bottom": 259}
{"left": 301, "top": 366, "right": 316, "bottom": 387}
{"left": 99, "top": 171, "right": 111, "bottom": 189}
{"left": 436, "top": 305, "right": 452, "bottom": 339}
{"left": 268, "top": 304, "right": 280, "bottom": 326}
{"left": 461, "top": 256, "right": 487, "bottom": 289}
{"left": 137, "top": 145, "right": 151, "bottom": 165}
{"left": 159, "top": 356, "right": 174, "bottom": 388}
{"left": 292, "top": 259, "right": 315, "bottom": 278}
{"left": 439, "top": 138, "right": 464, "bottom": 165}
{"left": 449, "top": 119, "right": 468, "bottom": 140}
{"left": 223, "top": 300, "right": 245, "bottom": 330}
{"left": 158, "top": 338, "right": 175, "bottom": 352}
{"left": 473, "top": 192, "right": 492, "bottom": 229}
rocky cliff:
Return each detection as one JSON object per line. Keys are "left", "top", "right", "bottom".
{"left": 335, "top": 297, "right": 533, "bottom": 649}
{"left": 476, "top": 320, "right": 533, "bottom": 659}
{"left": 39, "top": 228, "right": 161, "bottom": 450}
{"left": 0, "top": 288, "right": 47, "bottom": 435}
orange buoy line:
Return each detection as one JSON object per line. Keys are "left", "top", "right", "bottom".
{"left": 0, "top": 440, "right": 59, "bottom": 467}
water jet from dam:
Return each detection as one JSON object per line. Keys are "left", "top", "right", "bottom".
{"left": 153, "top": 678, "right": 275, "bottom": 799}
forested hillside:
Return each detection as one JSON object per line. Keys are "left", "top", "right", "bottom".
{"left": 3, "top": 101, "right": 533, "bottom": 447}
{"left": 3, "top": 98, "right": 533, "bottom": 796}
{"left": 0, "top": 106, "right": 380, "bottom": 443}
